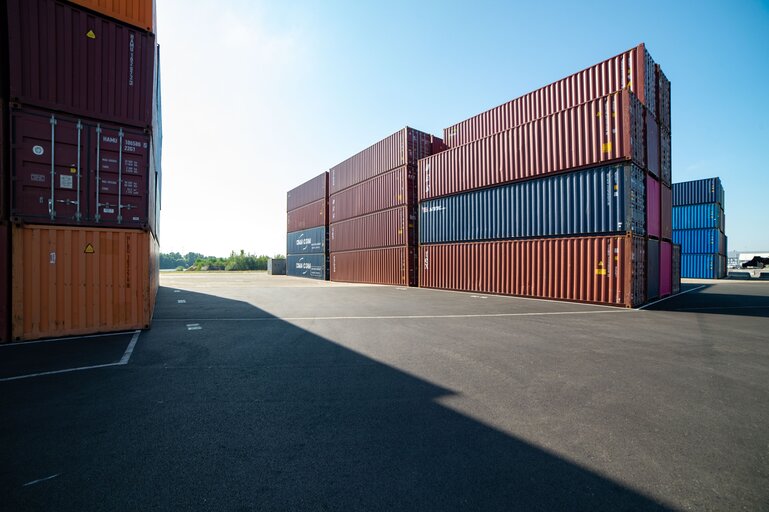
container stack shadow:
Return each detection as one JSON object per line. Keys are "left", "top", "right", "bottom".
{"left": 286, "top": 172, "right": 328, "bottom": 280}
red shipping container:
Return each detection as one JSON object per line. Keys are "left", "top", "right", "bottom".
{"left": 660, "top": 241, "right": 672, "bottom": 297}
{"left": 329, "top": 206, "right": 414, "bottom": 253}
{"left": 646, "top": 111, "right": 660, "bottom": 178}
{"left": 656, "top": 64, "right": 671, "bottom": 132}
{"left": 329, "top": 165, "right": 414, "bottom": 222}
{"left": 287, "top": 198, "right": 326, "bottom": 232}
{"left": 661, "top": 184, "right": 672, "bottom": 240}
{"left": 7, "top": 0, "right": 155, "bottom": 128}
{"left": 330, "top": 247, "right": 416, "bottom": 286}
{"left": 660, "top": 127, "right": 671, "bottom": 186}
{"left": 0, "top": 101, "right": 6, "bottom": 221}
{"left": 0, "top": 223, "right": 8, "bottom": 342}
{"left": 646, "top": 175, "right": 661, "bottom": 238}
{"left": 287, "top": 172, "right": 328, "bottom": 212}
{"left": 419, "top": 90, "right": 645, "bottom": 201}
{"left": 419, "top": 235, "right": 646, "bottom": 307}
{"left": 443, "top": 44, "right": 657, "bottom": 148}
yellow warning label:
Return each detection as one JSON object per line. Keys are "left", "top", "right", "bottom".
{"left": 397, "top": 229, "right": 403, "bottom": 235}
{"left": 596, "top": 111, "right": 601, "bottom": 117}
{"left": 598, "top": 260, "right": 604, "bottom": 267}
{"left": 86, "top": 30, "right": 96, "bottom": 39}
{"left": 613, "top": 184, "right": 618, "bottom": 190}
{"left": 595, "top": 269, "right": 607, "bottom": 275}
{"left": 602, "top": 142, "right": 613, "bottom": 153}
{"left": 396, "top": 194, "right": 403, "bottom": 201}
{"left": 70, "top": 167, "right": 77, "bottom": 174}
{"left": 84, "top": 243, "right": 95, "bottom": 254}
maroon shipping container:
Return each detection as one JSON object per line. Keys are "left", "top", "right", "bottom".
{"left": 443, "top": 44, "right": 657, "bottom": 148}
{"left": 656, "top": 64, "right": 671, "bottom": 132}
{"left": 329, "top": 206, "right": 414, "bottom": 253}
{"left": 661, "top": 184, "right": 672, "bottom": 240}
{"left": 646, "top": 111, "right": 660, "bottom": 178}
{"left": 0, "top": 101, "right": 6, "bottom": 221}
{"left": 419, "top": 90, "right": 645, "bottom": 201}
{"left": 330, "top": 246, "right": 416, "bottom": 287}
{"left": 660, "top": 241, "right": 672, "bottom": 297}
{"left": 660, "top": 127, "right": 671, "bottom": 186}
{"left": 329, "top": 165, "right": 414, "bottom": 222}
{"left": 0, "top": 223, "right": 8, "bottom": 342}
{"left": 329, "top": 127, "right": 437, "bottom": 195}
{"left": 287, "top": 172, "right": 328, "bottom": 212}
{"left": 7, "top": 0, "right": 155, "bottom": 128}
{"left": 419, "top": 235, "right": 646, "bottom": 307}
{"left": 672, "top": 244, "right": 681, "bottom": 295}
{"left": 287, "top": 198, "right": 326, "bottom": 232}
{"left": 646, "top": 175, "right": 661, "bottom": 238}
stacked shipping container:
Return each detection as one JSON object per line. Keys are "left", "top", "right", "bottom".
{"left": 286, "top": 173, "right": 328, "bottom": 280}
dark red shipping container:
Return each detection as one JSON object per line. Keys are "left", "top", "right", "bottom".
{"left": 419, "top": 90, "right": 646, "bottom": 201}
{"left": 646, "top": 175, "right": 661, "bottom": 239}
{"left": 419, "top": 235, "right": 646, "bottom": 307}
{"left": 287, "top": 172, "right": 328, "bottom": 212}
{"left": 0, "top": 223, "right": 8, "bottom": 342}
{"left": 646, "top": 111, "right": 660, "bottom": 178}
{"left": 661, "top": 184, "right": 672, "bottom": 240}
{"left": 0, "top": 101, "right": 6, "bottom": 221}
{"left": 7, "top": 0, "right": 155, "bottom": 128}
{"left": 660, "top": 241, "right": 672, "bottom": 297}
{"left": 329, "top": 165, "right": 414, "bottom": 222}
{"left": 329, "top": 206, "right": 414, "bottom": 253}
{"left": 330, "top": 246, "right": 416, "bottom": 287}
{"left": 443, "top": 44, "right": 657, "bottom": 148}
{"left": 660, "top": 127, "right": 671, "bottom": 186}
{"left": 656, "top": 64, "right": 671, "bottom": 132}
{"left": 286, "top": 198, "right": 326, "bottom": 232}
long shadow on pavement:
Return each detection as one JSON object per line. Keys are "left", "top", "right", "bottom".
{"left": 645, "top": 283, "right": 769, "bottom": 318}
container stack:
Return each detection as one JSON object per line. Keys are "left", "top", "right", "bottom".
{"left": 1, "top": 0, "right": 161, "bottom": 341}
{"left": 286, "top": 172, "right": 328, "bottom": 280}
{"left": 672, "top": 178, "right": 726, "bottom": 279}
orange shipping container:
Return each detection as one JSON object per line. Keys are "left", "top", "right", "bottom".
{"left": 67, "top": 0, "right": 156, "bottom": 32}
{"left": 12, "top": 224, "right": 155, "bottom": 341}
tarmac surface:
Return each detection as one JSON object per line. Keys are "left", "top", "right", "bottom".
{"left": 1, "top": 272, "right": 768, "bottom": 511}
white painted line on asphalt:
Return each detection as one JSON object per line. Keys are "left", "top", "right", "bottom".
{"left": 675, "top": 305, "right": 769, "bottom": 311}
{"left": 22, "top": 473, "right": 61, "bottom": 487}
{"left": 186, "top": 323, "right": 202, "bottom": 330}
{"left": 118, "top": 331, "right": 142, "bottom": 365}
{"left": 0, "top": 330, "right": 137, "bottom": 348}
{"left": 174, "top": 290, "right": 181, "bottom": 293}
{"left": 637, "top": 285, "right": 707, "bottom": 310}
{"left": 177, "top": 299, "right": 187, "bottom": 304}
{"left": 416, "top": 286, "right": 619, "bottom": 309}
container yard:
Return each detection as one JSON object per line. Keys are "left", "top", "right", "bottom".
{"left": 673, "top": 178, "right": 727, "bottom": 278}
{"left": 286, "top": 172, "right": 328, "bottom": 280}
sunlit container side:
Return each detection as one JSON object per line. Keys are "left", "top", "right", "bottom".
{"left": 672, "top": 178, "right": 724, "bottom": 208}
{"left": 7, "top": 0, "right": 155, "bottom": 128}
{"left": 67, "top": 0, "right": 156, "bottom": 32}
{"left": 11, "top": 224, "right": 153, "bottom": 341}
{"left": 419, "top": 90, "right": 646, "bottom": 201}
{"left": 330, "top": 247, "right": 415, "bottom": 287}
{"left": 419, "top": 164, "right": 645, "bottom": 244}
{"left": 656, "top": 64, "right": 671, "bottom": 132}
{"left": 286, "top": 226, "right": 326, "bottom": 255}
{"left": 287, "top": 172, "right": 328, "bottom": 212}
{"left": 419, "top": 235, "right": 645, "bottom": 307}
{"left": 329, "top": 127, "right": 437, "bottom": 194}
{"left": 0, "top": 224, "right": 9, "bottom": 342}
{"left": 672, "top": 228, "right": 727, "bottom": 255}
{"left": 442, "top": 44, "right": 657, "bottom": 148}
{"left": 660, "top": 127, "right": 671, "bottom": 186}
{"left": 329, "top": 206, "right": 413, "bottom": 253}
{"left": 672, "top": 244, "right": 681, "bottom": 294}
{"left": 672, "top": 204, "right": 724, "bottom": 231}
{"left": 329, "top": 165, "right": 414, "bottom": 223}
{"left": 647, "top": 238, "right": 660, "bottom": 299}
{"left": 660, "top": 241, "right": 672, "bottom": 296}
{"left": 286, "top": 198, "right": 326, "bottom": 232}
{"left": 661, "top": 184, "right": 672, "bottom": 240}
{"left": 681, "top": 254, "right": 726, "bottom": 279}
{"left": 148, "top": 231, "right": 159, "bottom": 321}
{"left": 287, "top": 254, "right": 327, "bottom": 280}
{"left": 646, "top": 111, "right": 660, "bottom": 178}
{"left": 646, "top": 175, "right": 661, "bottom": 239}
{"left": 149, "top": 43, "right": 162, "bottom": 238}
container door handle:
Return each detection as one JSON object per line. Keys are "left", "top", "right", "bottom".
{"left": 117, "top": 128, "right": 124, "bottom": 223}
{"left": 95, "top": 124, "right": 102, "bottom": 222}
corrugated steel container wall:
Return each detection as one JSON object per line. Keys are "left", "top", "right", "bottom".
{"left": 149, "top": 43, "right": 162, "bottom": 238}
{"left": 646, "top": 175, "right": 661, "bottom": 238}
{"left": 329, "top": 206, "right": 413, "bottom": 253}
{"left": 329, "top": 165, "right": 414, "bottom": 223}
{"left": 656, "top": 64, "right": 671, "bottom": 131}
{"left": 672, "top": 178, "right": 724, "bottom": 208}
{"left": 329, "top": 127, "right": 435, "bottom": 194}
{"left": 672, "top": 204, "right": 724, "bottom": 231}
{"left": 267, "top": 258, "right": 286, "bottom": 275}
{"left": 330, "top": 247, "right": 415, "bottom": 287}
{"left": 11, "top": 224, "right": 152, "bottom": 341}
{"left": 286, "top": 254, "right": 327, "bottom": 280}
{"left": 419, "top": 163, "right": 645, "bottom": 244}
{"left": 67, "top": 0, "right": 156, "bottom": 32}
{"left": 681, "top": 254, "right": 726, "bottom": 279}
{"left": 660, "top": 241, "right": 672, "bottom": 296}
{"left": 647, "top": 239, "right": 660, "bottom": 299}
{"left": 672, "top": 228, "right": 727, "bottom": 255}
{"left": 661, "top": 184, "right": 672, "bottom": 240}
{"left": 287, "top": 172, "right": 328, "bottom": 212}
{"left": 149, "top": 230, "right": 159, "bottom": 321}
{"left": 646, "top": 110, "right": 660, "bottom": 178}
{"left": 660, "top": 127, "right": 671, "bottom": 186}
{"left": 0, "top": 101, "right": 6, "bottom": 221}
{"left": 286, "top": 198, "right": 326, "bottom": 232}
{"left": 0, "top": 224, "right": 9, "bottom": 342}
{"left": 419, "top": 235, "right": 645, "bottom": 307}
{"left": 419, "top": 90, "right": 646, "bottom": 201}
{"left": 442, "top": 44, "right": 656, "bottom": 148}
{"left": 286, "top": 226, "right": 326, "bottom": 255}
{"left": 672, "top": 244, "right": 681, "bottom": 294}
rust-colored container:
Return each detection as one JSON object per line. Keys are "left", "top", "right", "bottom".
{"left": 660, "top": 127, "right": 671, "bottom": 186}
{"left": 0, "top": 223, "right": 9, "bottom": 342}
{"left": 419, "top": 235, "right": 646, "bottom": 307}
{"left": 443, "top": 44, "right": 657, "bottom": 147}
{"left": 419, "top": 90, "right": 645, "bottom": 201}
{"left": 67, "top": 0, "right": 156, "bottom": 32}
{"left": 148, "top": 230, "right": 159, "bottom": 319}
{"left": 330, "top": 247, "right": 416, "bottom": 287}
{"left": 661, "top": 184, "right": 672, "bottom": 240}
{"left": 329, "top": 206, "right": 414, "bottom": 253}
{"left": 646, "top": 110, "right": 660, "bottom": 178}
{"left": 647, "top": 175, "right": 661, "bottom": 239}
{"left": 286, "top": 198, "right": 326, "bottom": 232}
{"left": 329, "top": 165, "right": 414, "bottom": 222}
{"left": 656, "top": 64, "right": 671, "bottom": 132}
{"left": 287, "top": 172, "right": 328, "bottom": 212}
{"left": 11, "top": 224, "right": 153, "bottom": 341}
{"left": 0, "top": 101, "right": 6, "bottom": 221}
{"left": 7, "top": 0, "right": 155, "bottom": 128}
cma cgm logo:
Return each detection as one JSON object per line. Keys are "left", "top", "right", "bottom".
{"left": 295, "top": 236, "right": 312, "bottom": 246}
{"left": 295, "top": 259, "right": 311, "bottom": 269}
{"left": 421, "top": 205, "right": 446, "bottom": 213}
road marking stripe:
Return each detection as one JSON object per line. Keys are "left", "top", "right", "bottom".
{"left": 0, "top": 330, "right": 137, "bottom": 348}
{"left": 637, "top": 285, "right": 706, "bottom": 310}
{"left": 118, "top": 331, "right": 141, "bottom": 365}
{"left": 23, "top": 473, "right": 61, "bottom": 487}
{"left": 676, "top": 305, "right": 769, "bottom": 311}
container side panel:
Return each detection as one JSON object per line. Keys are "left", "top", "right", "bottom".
{"left": 647, "top": 239, "right": 660, "bottom": 299}
{"left": 287, "top": 172, "right": 328, "bottom": 212}
{"left": 672, "top": 244, "right": 681, "bottom": 294}
{"left": 680, "top": 254, "right": 726, "bottom": 279}
{"left": 286, "top": 254, "right": 326, "bottom": 280}
{"left": 330, "top": 247, "right": 414, "bottom": 286}
{"left": 660, "top": 241, "right": 672, "bottom": 296}
{"left": 286, "top": 199, "right": 326, "bottom": 232}
{"left": 646, "top": 175, "right": 661, "bottom": 238}
{"left": 672, "top": 177, "right": 724, "bottom": 208}
{"left": 0, "top": 224, "right": 9, "bottom": 342}
{"left": 329, "top": 165, "right": 414, "bottom": 222}
{"left": 672, "top": 228, "right": 727, "bottom": 255}
{"left": 672, "top": 204, "right": 724, "bottom": 230}
{"left": 286, "top": 226, "right": 326, "bottom": 255}
{"left": 66, "top": 0, "right": 155, "bottom": 32}
{"left": 330, "top": 206, "right": 412, "bottom": 252}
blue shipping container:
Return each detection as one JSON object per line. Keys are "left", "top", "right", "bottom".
{"left": 672, "top": 177, "right": 724, "bottom": 208}
{"left": 672, "top": 204, "right": 725, "bottom": 231}
{"left": 673, "top": 228, "right": 727, "bottom": 255}
{"left": 419, "top": 164, "right": 645, "bottom": 245}
{"left": 287, "top": 226, "right": 326, "bottom": 255}
{"left": 287, "top": 254, "right": 327, "bottom": 280}
{"left": 681, "top": 254, "right": 726, "bottom": 279}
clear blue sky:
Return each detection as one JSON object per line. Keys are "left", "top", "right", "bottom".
{"left": 158, "top": 0, "right": 769, "bottom": 256}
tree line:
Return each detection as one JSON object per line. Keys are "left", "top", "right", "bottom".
{"left": 160, "top": 251, "right": 284, "bottom": 271}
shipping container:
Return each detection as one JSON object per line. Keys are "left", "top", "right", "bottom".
{"left": 287, "top": 253, "right": 326, "bottom": 280}
{"left": 419, "top": 90, "right": 646, "bottom": 201}
{"left": 7, "top": 0, "right": 155, "bottom": 128}
{"left": 330, "top": 247, "right": 415, "bottom": 287}
{"left": 148, "top": 230, "right": 159, "bottom": 321}
{"left": 672, "top": 178, "right": 724, "bottom": 208}
{"left": 672, "top": 228, "right": 727, "bottom": 255}
{"left": 267, "top": 258, "right": 286, "bottom": 275}
{"left": 329, "top": 165, "right": 414, "bottom": 222}
{"left": 660, "top": 241, "right": 672, "bottom": 297}
{"left": 286, "top": 226, "right": 326, "bottom": 255}
{"left": 11, "top": 224, "right": 154, "bottom": 341}
{"left": 672, "top": 204, "right": 724, "bottom": 231}
{"left": 681, "top": 253, "right": 726, "bottom": 279}
{"left": 149, "top": 43, "right": 163, "bottom": 238}
{"left": 286, "top": 198, "right": 326, "bottom": 233}
{"left": 0, "top": 101, "right": 6, "bottom": 221}
{"left": 67, "top": 0, "right": 156, "bottom": 32}
{"left": 661, "top": 184, "right": 672, "bottom": 240}
{"left": 656, "top": 64, "right": 671, "bottom": 132}
{"left": 443, "top": 44, "right": 657, "bottom": 147}
{"left": 647, "top": 238, "right": 660, "bottom": 299}
{"left": 660, "top": 127, "right": 671, "bottom": 186}
{"left": 672, "top": 244, "right": 681, "bottom": 295}
{"left": 646, "top": 110, "right": 660, "bottom": 178}
{"left": 646, "top": 175, "right": 661, "bottom": 239}
{"left": 0, "top": 224, "right": 9, "bottom": 342}
{"left": 419, "top": 235, "right": 645, "bottom": 307}
{"left": 330, "top": 206, "right": 413, "bottom": 253}
{"left": 419, "top": 163, "right": 645, "bottom": 245}
{"left": 329, "top": 127, "right": 436, "bottom": 194}
{"left": 287, "top": 172, "right": 328, "bottom": 212}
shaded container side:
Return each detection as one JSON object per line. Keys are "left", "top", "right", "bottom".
{"left": 646, "top": 174, "right": 660, "bottom": 239}
{"left": 672, "top": 177, "right": 724, "bottom": 208}
{"left": 11, "top": 224, "right": 153, "bottom": 341}
{"left": 672, "top": 204, "right": 724, "bottom": 231}
{"left": 660, "top": 127, "right": 671, "bottom": 186}
{"left": 442, "top": 44, "right": 657, "bottom": 147}
{"left": 647, "top": 238, "right": 660, "bottom": 299}
{"left": 646, "top": 110, "right": 660, "bottom": 178}
{"left": 67, "top": 0, "right": 156, "bottom": 32}
{"left": 672, "top": 228, "right": 727, "bottom": 255}
{"left": 287, "top": 172, "right": 328, "bottom": 212}
{"left": 267, "top": 258, "right": 286, "bottom": 275}
{"left": 329, "top": 127, "right": 437, "bottom": 194}
{"left": 329, "top": 165, "right": 414, "bottom": 222}
{"left": 419, "top": 163, "right": 645, "bottom": 244}
{"left": 0, "top": 100, "right": 6, "bottom": 221}
{"left": 0, "top": 223, "right": 8, "bottom": 342}
{"left": 656, "top": 64, "right": 671, "bottom": 132}
{"left": 660, "top": 241, "right": 672, "bottom": 297}
{"left": 672, "top": 244, "right": 681, "bottom": 294}
{"left": 419, "top": 90, "right": 646, "bottom": 201}
{"left": 661, "top": 184, "right": 672, "bottom": 240}
{"left": 286, "top": 226, "right": 326, "bottom": 255}
{"left": 681, "top": 254, "right": 726, "bottom": 279}
{"left": 287, "top": 254, "right": 326, "bottom": 280}
{"left": 286, "top": 198, "right": 326, "bottom": 233}
{"left": 329, "top": 206, "right": 414, "bottom": 253}
{"left": 330, "top": 246, "right": 415, "bottom": 287}
{"left": 7, "top": 0, "right": 155, "bottom": 128}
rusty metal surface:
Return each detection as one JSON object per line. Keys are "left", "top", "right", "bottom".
{"left": 330, "top": 246, "right": 415, "bottom": 287}
{"left": 67, "top": 0, "right": 156, "bottom": 32}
